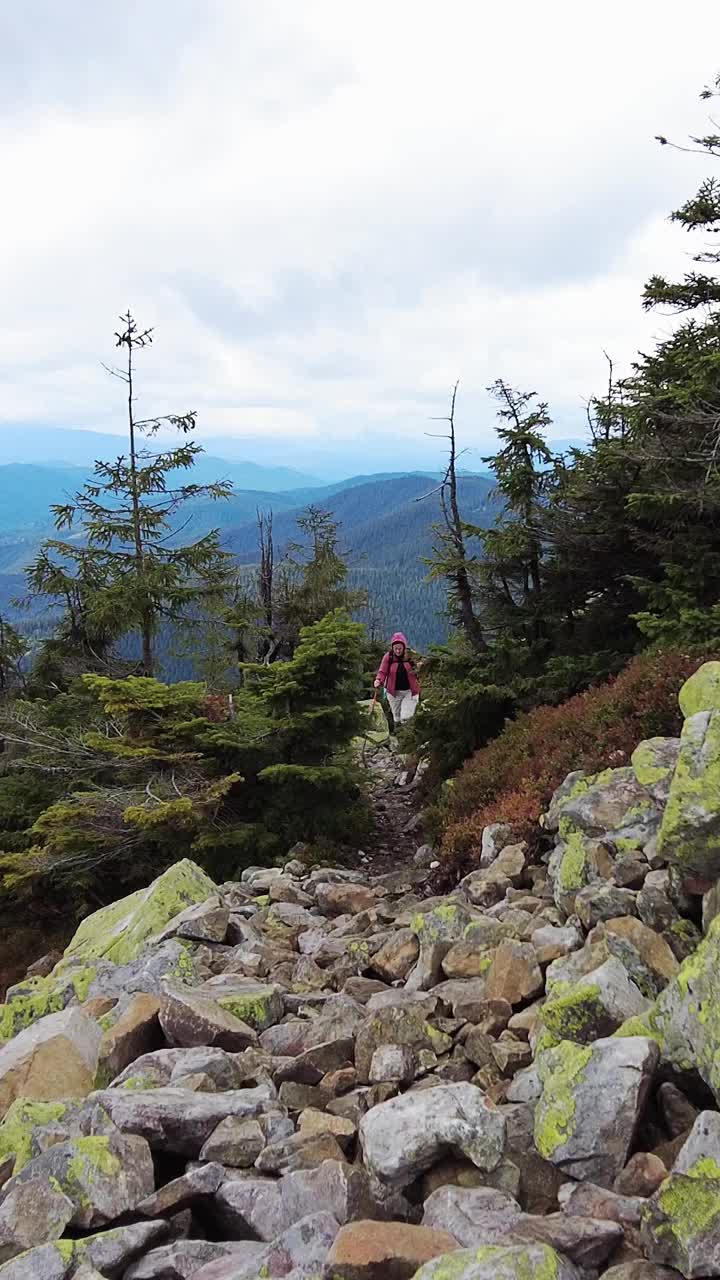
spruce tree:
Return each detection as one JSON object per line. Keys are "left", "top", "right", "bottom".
{"left": 29, "top": 313, "right": 232, "bottom": 676}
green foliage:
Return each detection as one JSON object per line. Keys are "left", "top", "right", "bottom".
{"left": 438, "top": 649, "right": 706, "bottom": 875}
{"left": 27, "top": 312, "right": 232, "bottom": 682}
{"left": 0, "top": 610, "right": 369, "bottom": 919}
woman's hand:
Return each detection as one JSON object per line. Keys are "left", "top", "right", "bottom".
{"left": 373, "top": 678, "right": 382, "bottom": 689}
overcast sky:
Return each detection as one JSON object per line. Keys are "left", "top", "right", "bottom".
{"left": 1, "top": 1, "right": 718, "bottom": 474}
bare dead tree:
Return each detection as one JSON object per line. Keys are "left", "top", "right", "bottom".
{"left": 418, "top": 382, "right": 486, "bottom": 652}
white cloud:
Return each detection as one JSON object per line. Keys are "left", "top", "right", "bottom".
{"left": 0, "top": 0, "right": 718, "bottom": 466}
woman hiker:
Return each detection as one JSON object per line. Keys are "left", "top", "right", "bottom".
{"left": 374, "top": 632, "right": 420, "bottom": 727}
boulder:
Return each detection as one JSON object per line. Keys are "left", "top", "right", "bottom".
{"left": 485, "top": 943, "right": 543, "bottom": 1007}
{"left": 136, "top": 1161, "right": 225, "bottom": 1216}
{"left": 355, "top": 1004, "right": 445, "bottom": 1083}
{"left": 0, "top": 1179, "right": 74, "bottom": 1264}
{"left": 63, "top": 859, "right": 217, "bottom": 966}
{"left": 635, "top": 912, "right": 720, "bottom": 1102}
{"left": 539, "top": 956, "right": 650, "bottom": 1046}
{"left": 0, "top": 1221, "right": 169, "bottom": 1280}
{"left": 657, "top": 710, "right": 720, "bottom": 880}
{"left": 422, "top": 1185, "right": 522, "bottom": 1245}
{"left": 96, "top": 993, "right": 162, "bottom": 1085}
{"left": 534, "top": 1035, "right": 659, "bottom": 1187}
{"left": 641, "top": 1111, "right": 720, "bottom": 1277}
{"left": 0, "top": 1009, "right": 101, "bottom": 1120}
{"left": 411, "top": 1242, "right": 581, "bottom": 1280}
{"left": 7, "top": 1129, "right": 155, "bottom": 1228}
{"left": 325, "top": 1220, "right": 459, "bottom": 1280}
{"left": 198, "top": 978, "right": 284, "bottom": 1032}
{"left": 90, "top": 1082, "right": 277, "bottom": 1155}
{"left": 123, "top": 1241, "right": 248, "bottom": 1279}
{"left": 156, "top": 895, "right": 230, "bottom": 944}
{"left": 370, "top": 932, "right": 419, "bottom": 982}
{"left": 199, "top": 1116, "right": 267, "bottom": 1166}
{"left": 315, "top": 883, "right": 378, "bottom": 915}
{"left": 360, "top": 1083, "right": 505, "bottom": 1186}
{"left": 679, "top": 661, "right": 720, "bottom": 717}
{"left": 631, "top": 737, "right": 681, "bottom": 805}
{"left": 159, "top": 988, "right": 257, "bottom": 1051}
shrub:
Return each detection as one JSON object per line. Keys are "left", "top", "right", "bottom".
{"left": 439, "top": 648, "right": 713, "bottom": 874}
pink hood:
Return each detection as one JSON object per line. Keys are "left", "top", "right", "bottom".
{"left": 391, "top": 632, "right": 408, "bottom": 648}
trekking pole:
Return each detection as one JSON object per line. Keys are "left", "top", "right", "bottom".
{"left": 361, "top": 688, "right": 379, "bottom": 764}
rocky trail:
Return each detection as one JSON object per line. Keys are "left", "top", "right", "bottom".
{"left": 359, "top": 736, "right": 430, "bottom": 878}
{"left": 2, "top": 665, "right": 720, "bottom": 1277}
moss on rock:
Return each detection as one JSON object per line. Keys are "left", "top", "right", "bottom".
{"left": 63, "top": 859, "right": 217, "bottom": 967}
{"left": 0, "top": 1098, "right": 68, "bottom": 1173}
{"left": 679, "top": 662, "right": 720, "bottom": 718}
{"left": 534, "top": 1040, "right": 592, "bottom": 1159}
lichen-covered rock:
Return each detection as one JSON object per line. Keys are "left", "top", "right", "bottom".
{"left": 0, "top": 1221, "right": 169, "bottom": 1280}
{"left": 360, "top": 1084, "right": 505, "bottom": 1187}
{"left": 632, "top": 737, "right": 681, "bottom": 805}
{"left": 657, "top": 710, "right": 720, "bottom": 880}
{"left": 539, "top": 957, "right": 650, "bottom": 1047}
{"left": 534, "top": 1035, "right": 658, "bottom": 1187}
{"left": 412, "top": 1242, "right": 582, "bottom": 1280}
{"left": 679, "top": 661, "right": 720, "bottom": 717}
{"left": 0, "top": 1009, "right": 102, "bottom": 1120}
{"left": 633, "top": 912, "right": 720, "bottom": 1102}
{"left": 64, "top": 859, "right": 217, "bottom": 967}
{"left": 408, "top": 899, "right": 476, "bottom": 990}
{"left": 198, "top": 977, "right": 284, "bottom": 1032}
{"left": 7, "top": 1129, "right": 155, "bottom": 1228}
{"left": 641, "top": 1112, "right": 720, "bottom": 1276}
{"left": 559, "top": 766, "right": 661, "bottom": 841}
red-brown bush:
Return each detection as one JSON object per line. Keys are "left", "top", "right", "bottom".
{"left": 440, "top": 649, "right": 714, "bottom": 870}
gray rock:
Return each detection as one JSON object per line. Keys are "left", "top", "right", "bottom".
{"left": 412, "top": 1241, "right": 581, "bottom": 1280}
{"left": 123, "top": 1241, "right": 247, "bottom": 1279}
{"left": 90, "top": 1083, "right": 277, "bottom": 1155}
{"left": 7, "top": 1129, "right": 154, "bottom": 1228}
{"left": 211, "top": 1211, "right": 339, "bottom": 1280}
{"left": 111, "top": 1046, "right": 246, "bottom": 1091}
{"left": 360, "top": 1083, "right": 505, "bottom": 1186}
{"left": 155, "top": 896, "right": 230, "bottom": 944}
{"left": 259, "top": 998, "right": 365, "bottom": 1057}
{"left": 603, "top": 1264, "right": 683, "bottom": 1279}
{"left": 355, "top": 1005, "right": 442, "bottom": 1082}
{"left": 480, "top": 824, "right": 515, "bottom": 868}
{"left": 368, "top": 1044, "right": 416, "bottom": 1083}
{"left": 212, "top": 1176, "right": 285, "bottom": 1241}
{"left": 574, "top": 885, "right": 638, "bottom": 929}
{"left": 136, "top": 1161, "right": 225, "bottom": 1216}
{"left": 0, "top": 1179, "right": 74, "bottom": 1263}
{"left": 422, "top": 1185, "right": 521, "bottom": 1245}
{"left": 534, "top": 1035, "right": 659, "bottom": 1187}
{"left": 199, "top": 1116, "right": 267, "bottom": 1166}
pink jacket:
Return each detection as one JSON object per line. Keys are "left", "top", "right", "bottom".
{"left": 376, "top": 632, "right": 420, "bottom": 696}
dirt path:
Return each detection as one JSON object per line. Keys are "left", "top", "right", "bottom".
{"left": 359, "top": 738, "right": 428, "bottom": 877}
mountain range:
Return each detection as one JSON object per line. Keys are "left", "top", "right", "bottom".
{"left": 0, "top": 455, "right": 499, "bottom": 655}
